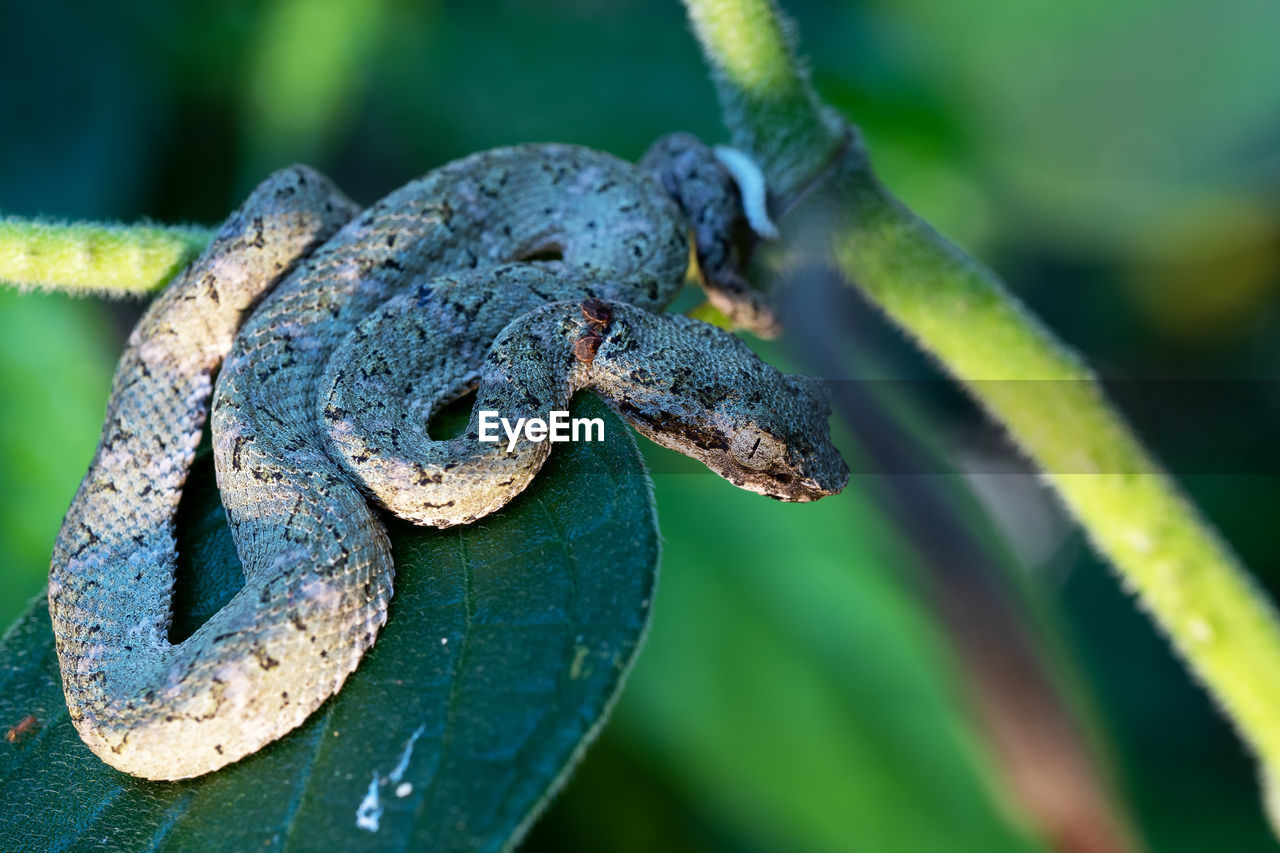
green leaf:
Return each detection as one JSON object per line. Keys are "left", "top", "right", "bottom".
{"left": 0, "top": 393, "right": 658, "bottom": 852}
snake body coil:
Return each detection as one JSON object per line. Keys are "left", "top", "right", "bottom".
{"left": 49, "top": 143, "right": 848, "bottom": 780}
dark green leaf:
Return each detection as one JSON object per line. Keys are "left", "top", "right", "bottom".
{"left": 0, "top": 394, "right": 657, "bottom": 852}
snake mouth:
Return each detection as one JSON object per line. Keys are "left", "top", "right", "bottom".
{"left": 772, "top": 451, "right": 851, "bottom": 501}
{"left": 796, "top": 477, "right": 838, "bottom": 500}
{"left": 752, "top": 481, "right": 831, "bottom": 503}
{"left": 718, "top": 458, "right": 848, "bottom": 503}
{"left": 775, "top": 476, "right": 847, "bottom": 502}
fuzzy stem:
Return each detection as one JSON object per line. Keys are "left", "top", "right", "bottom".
{"left": 681, "top": 0, "right": 844, "bottom": 204}
{"left": 830, "top": 161, "right": 1280, "bottom": 775}
{"left": 683, "top": 0, "right": 1280, "bottom": 795}
{"left": 0, "top": 218, "right": 212, "bottom": 296}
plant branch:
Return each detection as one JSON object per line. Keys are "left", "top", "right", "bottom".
{"left": 682, "top": 0, "right": 1280, "bottom": 808}
{"left": 681, "top": 0, "right": 844, "bottom": 204}
{"left": 0, "top": 217, "right": 212, "bottom": 296}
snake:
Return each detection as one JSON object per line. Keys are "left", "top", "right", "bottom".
{"left": 48, "top": 139, "right": 850, "bottom": 781}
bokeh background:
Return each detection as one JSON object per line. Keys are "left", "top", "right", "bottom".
{"left": 4, "top": 1, "right": 1280, "bottom": 850}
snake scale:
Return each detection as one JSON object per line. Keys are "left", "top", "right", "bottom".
{"left": 48, "top": 138, "right": 849, "bottom": 780}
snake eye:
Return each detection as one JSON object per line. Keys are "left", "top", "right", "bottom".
{"left": 730, "top": 427, "right": 784, "bottom": 470}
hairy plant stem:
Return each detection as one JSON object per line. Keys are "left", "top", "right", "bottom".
{"left": 682, "top": 0, "right": 1280, "bottom": 807}
{"left": 680, "top": 0, "right": 844, "bottom": 207}
{"left": 0, "top": 218, "right": 212, "bottom": 295}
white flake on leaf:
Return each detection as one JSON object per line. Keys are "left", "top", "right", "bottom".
{"left": 389, "top": 725, "right": 426, "bottom": 783}
{"left": 356, "top": 772, "right": 382, "bottom": 832}
{"left": 354, "top": 724, "right": 426, "bottom": 831}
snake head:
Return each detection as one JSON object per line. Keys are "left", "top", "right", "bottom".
{"left": 708, "top": 372, "right": 850, "bottom": 501}
{"left": 600, "top": 313, "right": 850, "bottom": 502}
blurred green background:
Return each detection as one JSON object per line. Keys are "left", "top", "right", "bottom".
{"left": 3, "top": 1, "right": 1280, "bottom": 850}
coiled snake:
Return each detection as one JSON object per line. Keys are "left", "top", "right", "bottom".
{"left": 49, "top": 138, "right": 849, "bottom": 780}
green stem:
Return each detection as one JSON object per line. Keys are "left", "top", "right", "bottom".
{"left": 832, "top": 161, "right": 1280, "bottom": 775}
{"left": 0, "top": 218, "right": 212, "bottom": 296}
{"left": 683, "top": 0, "right": 1280, "bottom": 795}
{"left": 681, "top": 0, "right": 844, "bottom": 203}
